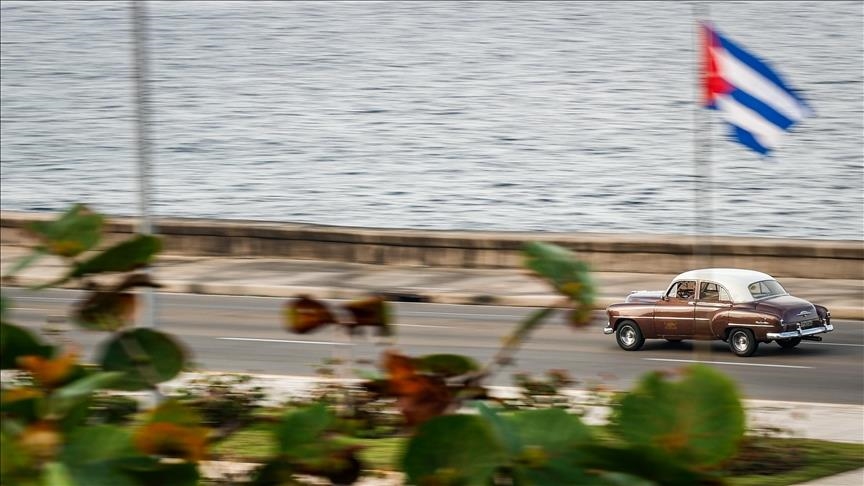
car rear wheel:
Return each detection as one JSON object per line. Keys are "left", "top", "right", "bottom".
{"left": 777, "top": 337, "right": 802, "bottom": 349}
{"left": 616, "top": 320, "right": 645, "bottom": 351}
{"left": 729, "top": 328, "right": 758, "bottom": 357}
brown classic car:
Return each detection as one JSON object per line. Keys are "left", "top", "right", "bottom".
{"left": 604, "top": 268, "right": 833, "bottom": 357}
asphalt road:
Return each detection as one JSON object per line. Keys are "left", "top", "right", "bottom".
{"left": 4, "top": 288, "right": 863, "bottom": 405}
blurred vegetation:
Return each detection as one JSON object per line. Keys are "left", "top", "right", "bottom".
{"left": 1, "top": 205, "right": 860, "bottom": 485}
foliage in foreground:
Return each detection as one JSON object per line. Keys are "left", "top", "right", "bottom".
{"left": 0, "top": 204, "right": 822, "bottom": 485}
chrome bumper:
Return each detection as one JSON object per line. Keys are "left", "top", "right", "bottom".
{"left": 603, "top": 325, "right": 614, "bottom": 335}
{"left": 767, "top": 323, "right": 834, "bottom": 340}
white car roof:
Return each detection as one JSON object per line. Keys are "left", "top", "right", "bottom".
{"left": 672, "top": 268, "right": 779, "bottom": 303}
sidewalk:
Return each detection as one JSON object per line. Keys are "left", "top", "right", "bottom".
{"left": 1, "top": 245, "right": 862, "bottom": 319}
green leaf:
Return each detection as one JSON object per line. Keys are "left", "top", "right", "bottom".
{"left": 576, "top": 444, "right": 703, "bottom": 486}
{"left": 60, "top": 425, "right": 138, "bottom": 465}
{"left": 506, "top": 408, "right": 595, "bottom": 485}
{"left": 276, "top": 403, "right": 333, "bottom": 454}
{"left": 402, "top": 414, "right": 508, "bottom": 486}
{"left": 1, "top": 427, "right": 37, "bottom": 484}
{"left": 97, "top": 329, "right": 187, "bottom": 391}
{"left": 476, "top": 402, "right": 522, "bottom": 456}
{"left": 26, "top": 204, "right": 104, "bottom": 258}
{"left": 0, "top": 294, "right": 9, "bottom": 324}
{"left": 69, "top": 235, "right": 161, "bottom": 279}
{"left": 0, "top": 322, "right": 53, "bottom": 369}
{"left": 120, "top": 459, "right": 199, "bottom": 486}
{"left": 42, "top": 462, "right": 76, "bottom": 486}
{"left": 49, "top": 372, "right": 124, "bottom": 417}
{"left": 501, "top": 307, "right": 556, "bottom": 353}
{"left": 522, "top": 242, "right": 596, "bottom": 317}
{"left": 609, "top": 364, "right": 745, "bottom": 467}
{"left": 507, "top": 408, "right": 592, "bottom": 454}
{"left": 2, "top": 249, "right": 47, "bottom": 279}
{"left": 415, "top": 354, "right": 480, "bottom": 377}
{"left": 58, "top": 426, "right": 144, "bottom": 486}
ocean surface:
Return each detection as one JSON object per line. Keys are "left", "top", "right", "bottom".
{"left": 1, "top": 1, "right": 862, "bottom": 240}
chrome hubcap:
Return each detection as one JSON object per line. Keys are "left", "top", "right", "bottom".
{"left": 733, "top": 333, "right": 749, "bottom": 351}
{"left": 621, "top": 327, "right": 636, "bottom": 346}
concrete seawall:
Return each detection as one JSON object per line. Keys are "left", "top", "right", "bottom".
{"left": 2, "top": 211, "right": 862, "bottom": 279}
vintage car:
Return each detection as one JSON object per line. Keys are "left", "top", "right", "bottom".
{"left": 604, "top": 268, "right": 833, "bottom": 357}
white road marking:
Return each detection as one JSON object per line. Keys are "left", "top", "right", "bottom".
{"left": 395, "top": 324, "right": 451, "bottom": 329}
{"left": 400, "top": 311, "right": 523, "bottom": 319}
{"left": 218, "top": 337, "right": 352, "bottom": 346}
{"left": 643, "top": 358, "right": 812, "bottom": 369}
{"left": 805, "top": 342, "right": 864, "bottom": 347}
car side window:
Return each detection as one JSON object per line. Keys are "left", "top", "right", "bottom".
{"left": 699, "top": 282, "right": 731, "bottom": 302}
{"left": 700, "top": 282, "right": 719, "bottom": 302}
{"left": 667, "top": 280, "right": 696, "bottom": 300}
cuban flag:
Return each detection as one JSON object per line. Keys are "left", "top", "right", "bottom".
{"left": 702, "top": 22, "right": 813, "bottom": 155}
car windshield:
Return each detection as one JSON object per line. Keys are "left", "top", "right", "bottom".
{"left": 748, "top": 279, "right": 787, "bottom": 300}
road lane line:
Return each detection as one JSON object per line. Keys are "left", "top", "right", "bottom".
{"left": 218, "top": 337, "right": 352, "bottom": 346}
{"left": 807, "top": 342, "right": 864, "bottom": 347}
{"left": 643, "top": 358, "right": 812, "bottom": 369}
{"left": 395, "top": 324, "right": 451, "bottom": 329}
{"left": 399, "top": 311, "right": 529, "bottom": 319}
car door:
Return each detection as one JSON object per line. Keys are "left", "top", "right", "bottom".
{"left": 694, "top": 281, "right": 732, "bottom": 339}
{"left": 654, "top": 280, "right": 696, "bottom": 337}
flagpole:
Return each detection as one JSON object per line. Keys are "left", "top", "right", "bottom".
{"left": 693, "top": 2, "right": 713, "bottom": 356}
{"left": 693, "top": 2, "right": 713, "bottom": 268}
{"left": 131, "top": 0, "right": 156, "bottom": 329}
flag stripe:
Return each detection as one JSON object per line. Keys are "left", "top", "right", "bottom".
{"left": 716, "top": 94, "right": 787, "bottom": 150}
{"left": 728, "top": 88, "right": 795, "bottom": 131}
{"left": 731, "top": 125, "right": 770, "bottom": 155}
{"left": 713, "top": 46, "right": 810, "bottom": 121}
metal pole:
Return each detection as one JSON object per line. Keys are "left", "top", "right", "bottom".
{"left": 131, "top": 0, "right": 156, "bottom": 328}
{"left": 694, "top": 2, "right": 713, "bottom": 264}
{"left": 693, "top": 2, "right": 713, "bottom": 356}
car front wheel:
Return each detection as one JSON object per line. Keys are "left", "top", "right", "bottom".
{"left": 729, "top": 328, "right": 758, "bottom": 357}
{"left": 777, "top": 337, "right": 802, "bottom": 349}
{"left": 616, "top": 320, "right": 645, "bottom": 351}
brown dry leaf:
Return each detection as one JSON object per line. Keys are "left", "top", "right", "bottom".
{"left": 285, "top": 295, "right": 336, "bottom": 334}
{"left": 133, "top": 422, "right": 209, "bottom": 462}
{"left": 382, "top": 350, "right": 453, "bottom": 426}
{"left": 17, "top": 351, "right": 78, "bottom": 389}
{"left": 73, "top": 291, "right": 137, "bottom": 331}
{"left": 344, "top": 295, "right": 393, "bottom": 337}
{"left": 19, "top": 421, "right": 63, "bottom": 461}
{"left": 1, "top": 387, "right": 44, "bottom": 403}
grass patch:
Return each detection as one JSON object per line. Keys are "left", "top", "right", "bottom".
{"left": 210, "top": 423, "right": 274, "bottom": 461}
{"left": 209, "top": 423, "right": 406, "bottom": 471}
{"left": 725, "top": 438, "right": 863, "bottom": 486}
{"left": 210, "top": 426, "right": 862, "bottom": 485}
{"left": 345, "top": 437, "right": 405, "bottom": 471}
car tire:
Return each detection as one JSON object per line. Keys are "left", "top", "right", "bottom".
{"left": 616, "top": 320, "right": 645, "bottom": 351}
{"left": 777, "top": 337, "right": 802, "bottom": 349}
{"left": 729, "top": 328, "right": 758, "bottom": 357}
